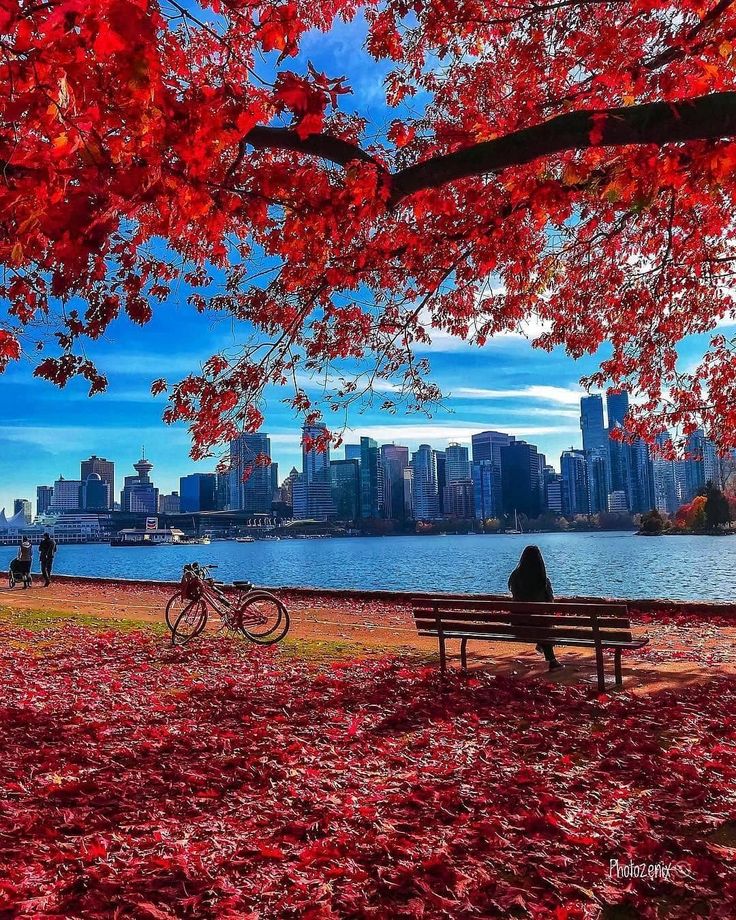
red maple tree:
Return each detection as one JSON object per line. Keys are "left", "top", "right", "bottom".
{"left": 2, "top": 0, "right": 736, "bottom": 456}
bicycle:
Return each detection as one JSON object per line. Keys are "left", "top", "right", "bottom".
{"left": 165, "top": 562, "right": 290, "bottom": 647}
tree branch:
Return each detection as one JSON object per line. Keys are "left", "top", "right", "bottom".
{"left": 390, "top": 92, "right": 736, "bottom": 202}
{"left": 244, "top": 125, "right": 379, "bottom": 169}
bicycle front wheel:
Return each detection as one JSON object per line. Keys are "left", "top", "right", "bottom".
{"left": 238, "top": 592, "right": 289, "bottom": 645}
{"left": 171, "top": 599, "right": 208, "bottom": 645}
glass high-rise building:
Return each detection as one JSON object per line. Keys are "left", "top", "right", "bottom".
{"left": 13, "top": 499, "right": 32, "bottom": 523}
{"left": 330, "top": 459, "right": 360, "bottom": 520}
{"left": 410, "top": 444, "right": 440, "bottom": 520}
{"left": 80, "top": 456, "right": 115, "bottom": 510}
{"left": 445, "top": 443, "right": 471, "bottom": 483}
{"left": 36, "top": 485, "right": 53, "bottom": 515}
{"left": 380, "top": 444, "right": 409, "bottom": 520}
{"left": 580, "top": 395, "right": 607, "bottom": 453}
{"left": 298, "top": 423, "right": 334, "bottom": 520}
{"left": 652, "top": 432, "right": 678, "bottom": 514}
{"left": 471, "top": 430, "right": 515, "bottom": 517}
{"left": 472, "top": 460, "right": 495, "bottom": 521}
{"left": 360, "top": 436, "right": 381, "bottom": 519}
{"left": 229, "top": 432, "right": 272, "bottom": 514}
{"left": 180, "top": 473, "right": 217, "bottom": 513}
{"left": 500, "top": 441, "right": 542, "bottom": 519}
{"left": 560, "top": 449, "right": 589, "bottom": 515}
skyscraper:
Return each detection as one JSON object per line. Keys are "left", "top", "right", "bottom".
{"left": 560, "top": 450, "right": 589, "bottom": 515}
{"left": 298, "top": 423, "right": 334, "bottom": 520}
{"left": 652, "top": 432, "right": 678, "bottom": 514}
{"left": 81, "top": 474, "right": 109, "bottom": 511}
{"left": 360, "top": 436, "right": 381, "bottom": 519}
{"left": 580, "top": 395, "right": 607, "bottom": 453}
{"left": 180, "top": 473, "right": 217, "bottom": 513}
{"left": 380, "top": 444, "right": 409, "bottom": 520}
{"left": 50, "top": 476, "right": 82, "bottom": 512}
{"left": 500, "top": 441, "right": 542, "bottom": 518}
{"left": 36, "top": 485, "right": 53, "bottom": 516}
{"left": 471, "top": 430, "right": 515, "bottom": 517}
{"left": 445, "top": 443, "right": 471, "bottom": 482}
{"left": 624, "top": 438, "right": 655, "bottom": 513}
{"left": 606, "top": 390, "right": 629, "bottom": 497}
{"left": 411, "top": 444, "right": 440, "bottom": 520}
{"left": 472, "top": 460, "right": 495, "bottom": 521}
{"left": 80, "top": 456, "right": 115, "bottom": 510}
{"left": 13, "top": 499, "right": 31, "bottom": 523}
{"left": 229, "top": 432, "right": 272, "bottom": 514}
{"left": 330, "top": 459, "right": 360, "bottom": 520}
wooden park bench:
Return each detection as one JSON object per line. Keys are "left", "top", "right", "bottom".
{"left": 412, "top": 595, "right": 649, "bottom": 690}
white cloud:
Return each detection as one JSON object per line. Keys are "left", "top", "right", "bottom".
{"left": 451, "top": 384, "right": 586, "bottom": 406}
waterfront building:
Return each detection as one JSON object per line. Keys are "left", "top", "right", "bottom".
{"left": 80, "top": 456, "right": 115, "bottom": 510}
{"left": 344, "top": 444, "right": 362, "bottom": 462}
{"left": 180, "top": 473, "right": 217, "bottom": 513}
{"left": 587, "top": 449, "right": 609, "bottom": 514}
{"left": 652, "top": 434, "right": 678, "bottom": 515}
{"left": 624, "top": 438, "right": 655, "bottom": 513}
{"left": 228, "top": 432, "right": 272, "bottom": 514}
{"left": 411, "top": 444, "right": 440, "bottom": 520}
{"left": 500, "top": 441, "right": 542, "bottom": 519}
{"left": 158, "top": 491, "right": 181, "bottom": 514}
{"left": 471, "top": 430, "right": 515, "bottom": 517}
{"left": 606, "top": 390, "right": 630, "bottom": 496}
{"left": 472, "top": 460, "right": 495, "bottom": 521}
{"left": 330, "top": 459, "right": 361, "bottom": 520}
{"left": 120, "top": 454, "right": 159, "bottom": 514}
{"left": 580, "top": 395, "right": 608, "bottom": 454}
{"left": 215, "top": 473, "right": 230, "bottom": 511}
{"left": 445, "top": 443, "right": 471, "bottom": 483}
{"left": 279, "top": 467, "right": 300, "bottom": 507}
{"left": 270, "top": 462, "right": 279, "bottom": 502}
{"left": 607, "top": 490, "right": 629, "bottom": 513}
{"left": 380, "top": 444, "right": 409, "bottom": 520}
{"left": 81, "top": 473, "right": 110, "bottom": 512}
{"left": 402, "top": 468, "right": 414, "bottom": 520}
{"left": 50, "top": 476, "right": 82, "bottom": 512}
{"left": 443, "top": 479, "right": 474, "bottom": 519}
{"left": 13, "top": 499, "right": 31, "bottom": 523}
{"left": 435, "top": 450, "right": 446, "bottom": 516}
{"left": 360, "top": 437, "right": 382, "bottom": 519}
{"left": 297, "top": 423, "right": 335, "bottom": 520}
{"left": 560, "top": 450, "right": 589, "bottom": 516}
{"left": 36, "top": 485, "right": 53, "bottom": 516}
{"left": 546, "top": 476, "right": 564, "bottom": 514}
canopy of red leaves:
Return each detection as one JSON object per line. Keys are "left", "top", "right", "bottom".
{"left": 1, "top": 623, "right": 735, "bottom": 918}
{"left": 2, "top": 1, "right": 736, "bottom": 454}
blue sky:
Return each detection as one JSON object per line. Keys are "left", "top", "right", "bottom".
{"left": 0, "top": 10, "right": 732, "bottom": 513}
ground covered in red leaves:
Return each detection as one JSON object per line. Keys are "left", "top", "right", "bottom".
{"left": 1, "top": 624, "right": 735, "bottom": 919}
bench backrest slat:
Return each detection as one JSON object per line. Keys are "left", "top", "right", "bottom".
{"left": 411, "top": 596, "right": 632, "bottom": 645}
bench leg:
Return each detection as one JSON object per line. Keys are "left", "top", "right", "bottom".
{"left": 614, "top": 649, "right": 623, "bottom": 687}
{"left": 439, "top": 635, "right": 447, "bottom": 674}
{"left": 595, "top": 645, "right": 605, "bottom": 692}
{"left": 461, "top": 638, "right": 468, "bottom": 672}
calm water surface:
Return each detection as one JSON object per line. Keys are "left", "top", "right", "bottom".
{"left": 1, "top": 532, "right": 733, "bottom": 601}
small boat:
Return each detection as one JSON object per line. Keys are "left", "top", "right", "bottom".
{"left": 236, "top": 536, "right": 255, "bottom": 543}
{"left": 505, "top": 510, "right": 523, "bottom": 535}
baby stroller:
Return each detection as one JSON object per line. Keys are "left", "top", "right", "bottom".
{"left": 8, "top": 557, "right": 32, "bottom": 589}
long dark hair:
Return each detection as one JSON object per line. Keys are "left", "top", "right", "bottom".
{"left": 508, "top": 545, "right": 548, "bottom": 599}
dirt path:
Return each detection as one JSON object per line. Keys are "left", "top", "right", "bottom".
{"left": 2, "top": 578, "right": 735, "bottom": 695}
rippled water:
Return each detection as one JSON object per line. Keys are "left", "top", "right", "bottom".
{"left": 1, "top": 532, "right": 733, "bottom": 601}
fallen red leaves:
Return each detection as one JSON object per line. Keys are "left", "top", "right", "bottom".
{"left": 0, "top": 624, "right": 734, "bottom": 918}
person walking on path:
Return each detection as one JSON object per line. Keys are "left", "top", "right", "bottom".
{"left": 16, "top": 538, "right": 33, "bottom": 589}
{"left": 508, "top": 545, "right": 563, "bottom": 671}
{"left": 39, "top": 533, "right": 57, "bottom": 587}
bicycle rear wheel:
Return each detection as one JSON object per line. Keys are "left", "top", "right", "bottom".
{"left": 238, "top": 592, "right": 289, "bottom": 645}
{"left": 171, "top": 599, "right": 208, "bottom": 645}
{"left": 165, "top": 591, "right": 189, "bottom": 632}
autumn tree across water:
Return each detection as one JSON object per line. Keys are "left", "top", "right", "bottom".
{"left": 2, "top": 0, "right": 736, "bottom": 457}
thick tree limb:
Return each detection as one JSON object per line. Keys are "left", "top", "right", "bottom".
{"left": 242, "top": 92, "right": 736, "bottom": 205}
{"left": 245, "top": 125, "right": 378, "bottom": 168}
{"left": 391, "top": 92, "right": 736, "bottom": 201}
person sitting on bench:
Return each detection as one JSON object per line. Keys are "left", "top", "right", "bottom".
{"left": 508, "top": 545, "right": 562, "bottom": 672}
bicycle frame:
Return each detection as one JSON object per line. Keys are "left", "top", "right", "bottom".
{"left": 177, "top": 564, "right": 269, "bottom": 631}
